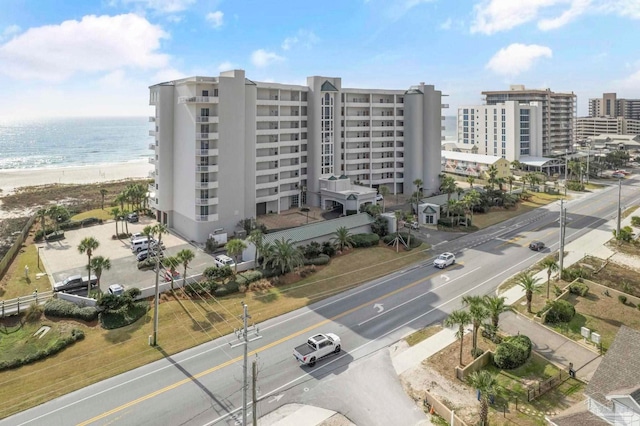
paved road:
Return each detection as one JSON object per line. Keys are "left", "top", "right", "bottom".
{"left": 3, "top": 177, "right": 639, "bottom": 426}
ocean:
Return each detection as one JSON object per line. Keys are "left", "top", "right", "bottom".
{"left": 0, "top": 116, "right": 152, "bottom": 170}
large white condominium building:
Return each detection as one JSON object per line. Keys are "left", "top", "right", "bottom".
{"left": 588, "top": 93, "right": 640, "bottom": 119}
{"left": 576, "top": 116, "right": 640, "bottom": 141}
{"left": 457, "top": 101, "right": 543, "bottom": 162}
{"left": 148, "top": 70, "right": 443, "bottom": 242}
{"left": 482, "top": 85, "right": 576, "bottom": 155}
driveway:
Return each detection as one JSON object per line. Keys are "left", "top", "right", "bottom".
{"left": 499, "top": 311, "right": 602, "bottom": 382}
{"left": 37, "top": 217, "right": 215, "bottom": 294}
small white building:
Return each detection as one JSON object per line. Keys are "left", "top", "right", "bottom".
{"left": 319, "top": 175, "right": 377, "bottom": 215}
{"left": 441, "top": 151, "right": 511, "bottom": 179}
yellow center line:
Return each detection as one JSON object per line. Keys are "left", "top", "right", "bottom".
{"left": 77, "top": 264, "right": 449, "bottom": 425}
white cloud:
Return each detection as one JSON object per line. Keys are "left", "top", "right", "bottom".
{"left": 281, "top": 29, "right": 319, "bottom": 50}
{"left": 471, "top": 0, "right": 640, "bottom": 34}
{"left": 206, "top": 11, "right": 224, "bottom": 28}
{"left": 151, "top": 67, "right": 186, "bottom": 83}
{"left": 439, "top": 18, "right": 452, "bottom": 30}
{"left": 217, "top": 61, "right": 236, "bottom": 72}
{"left": 485, "top": 43, "right": 552, "bottom": 76}
{"left": 118, "top": 0, "right": 196, "bottom": 13}
{"left": 98, "top": 69, "right": 127, "bottom": 87}
{"left": 250, "top": 49, "right": 284, "bottom": 68}
{"left": 538, "top": 0, "right": 590, "bottom": 30}
{"left": 1, "top": 25, "right": 21, "bottom": 41}
{"left": 0, "top": 14, "right": 169, "bottom": 82}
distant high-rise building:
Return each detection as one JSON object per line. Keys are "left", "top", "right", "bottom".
{"left": 457, "top": 101, "right": 543, "bottom": 162}
{"left": 576, "top": 116, "right": 640, "bottom": 141}
{"left": 148, "top": 70, "right": 443, "bottom": 242}
{"left": 588, "top": 93, "right": 640, "bottom": 119}
{"left": 482, "top": 85, "right": 576, "bottom": 155}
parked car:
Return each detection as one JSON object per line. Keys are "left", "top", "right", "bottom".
{"left": 376, "top": 194, "right": 384, "bottom": 202}
{"left": 54, "top": 274, "right": 98, "bottom": 292}
{"left": 214, "top": 254, "right": 235, "bottom": 268}
{"left": 434, "top": 252, "right": 455, "bottom": 269}
{"left": 164, "top": 270, "right": 181, "bottom": 282}
{"left": 130, "top": 232, "right": 144, "bottom": 242}
{"left": 404, "top": 221, "right": 419, "bottom": 230}
{"left": 612, "top": 172, "right": 625, "bottom": 179}
{"left": 136, "top": 249, "right": 164, "bottom": 262}
{"left": 126, "top": 213, "right": 139, "bottom": 223}
{"left": 108, "top": 284, "right": 125, "bottom": 296}
{"left": 529, "top": 241, "right": 545, "bottom": 251}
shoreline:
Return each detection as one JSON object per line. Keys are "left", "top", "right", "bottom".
{"left": 0, "top": 159, "right": 154, "bottom": 196}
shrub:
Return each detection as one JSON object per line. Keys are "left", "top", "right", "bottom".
{"left": 236, "top": 270, "right": 264, "bottom": 285}
{"left": 205, "top": 237, "right": 220, "bottom": 254}
{"left": 44, "top": 299, "right": 98, "bottom": 322}
{"left": 100, "top": 302, "right": 149, "bottom": 330}
{"left": 184, "top": 282, "right": 208, "bottom": 296}
{"left": 438, "top": 217, "right": 454, "bottom": 228}
{"left": 203, "top": 265, "right": 233, "bottom": 281}
{"left": 569, "top": 282, "right": 589, "bottom": 297}
{"left": 137, "top": 258, "right": 156, "bottom": 270}
{"left": 544, "top": 300, "right": 576, "bottom": 324}
{"left": 351, "top": 233, "right": 380, "bottom": 248}
{"left": 322, "top": 241, "right": 337, "bottom": 257}
{"left": 566, "top": 181, "right": 585, "bottom": 191}
{"left": 554, "top": 285, "right": 563, "bottom": 297}
{"left": 59, "top": 220, "right": 83, "bottom": 231}
{"left": 382, "top": 232, "right": 421, "bottom": 249}
{"left": 80, "top": 217, "right": 100, "bottom": 226}
{"left": 45, "top": 231, "right": 65, "bottom": 241}
{"left": 25, "top": 302, "right": 43, "bottom": 323}
{"left": 619, "top": 295, "right": 628, "bottom": 304}
{"left": 34, "top": 227, "right": 56, "bottom": 241}
{"left": 346, "top": 209, "right": 357, "bottom": 216}
{"left": 561, "top": 267, "right": 592, "bottom": 282}
{"left": 493, "top": 335, "right": 532, "bottom": 370}
{"left": 301, "top": 241, "right": 322, "bottom": 258}
{"left": 471, "top": 348, "right": 485, "bottom": 359}
{"left": 370, "top": 216, "right": 389, "bottom": 237}
{"left": 303, "top": 254, "right": 330, "bottom": 266}
{"left": 632, "top": 216, "right": 640, "bottom": 227}
{"left": 0, "top": 328, "right": 84, "bottom": 372}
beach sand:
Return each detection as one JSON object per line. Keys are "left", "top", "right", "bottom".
{"left": 0, "top": 160, "right": 154, "bottom": 196}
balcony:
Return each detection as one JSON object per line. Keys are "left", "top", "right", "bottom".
{"left": 149, "top": 130, "right": 156, "bottom": 136}
{"left": 195, "top": 164, "right": 219, "bottom": 173}
{"left": 196, "top": 181, "right": 219, "bottom": 189}
{"left": 196, "top": 132, "right": 219, "bottom": 140}
{"left": 149, "top": 117, "right": 156, "bottom": 122}
{"left": 196, "top": 148, "right": 219, "bottom": 157}
{"left": 196, "top": 197, "right": 219, "bottom": 206}
{"left": 148, "top": 184, "right": 155, "bottom": 194}
{"left": 178, "top": 96, "right": 218, "bottom": 104}
{"left": 148, "top": 170, "right": 156, "bottom": 179}
{"left": 441, "top": 104, "right": 449, "bottom": 109}
{"left": 149, "top": 143, "right": 157, "bottom": 150}
{"left": 148, "top": 157, "right": 155, "bottom": 165}
{"left": 195, "top": 214, "right": 219, "bottom": 222}
{"left": 196, "top": 116, "right": 219, "bottom": 123}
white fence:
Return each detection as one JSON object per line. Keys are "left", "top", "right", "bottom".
{"left": 0, "top": 290, "right": 53, "bottom": 318}
{"left": 57, "top": 292, "right": 97, "bottom": 307}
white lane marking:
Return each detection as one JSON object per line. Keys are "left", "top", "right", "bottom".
{"left": 373, "top": 303, "right": 384, "bottom": 313}
{"left": 357, "top": 267, "right": 481, "bottom": 327}
{"left": 205, "top": 251, "right": 547, "bottom": 425}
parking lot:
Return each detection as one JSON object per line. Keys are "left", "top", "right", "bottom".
{"left": 38, "top": 217, "right": 215, "bottom": 294}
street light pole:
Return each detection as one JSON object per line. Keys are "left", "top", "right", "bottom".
{"left": 617, "top": 178, "right": 622, "bottom": 238}
{"left": 559, "top": 199, "right": 565, "bottom": 276}
{"left": 564, "top": 149, "right": 568, "bottom": 196}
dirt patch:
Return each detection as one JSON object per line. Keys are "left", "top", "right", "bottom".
{"left": 580, "top": 256, "right": 640, "bottom": 297}
{"left": 0, "top": 217, "right": 30, "bottom": 259}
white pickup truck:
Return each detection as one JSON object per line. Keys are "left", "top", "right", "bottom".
{"left": 293, "top": 333, "right": 341, "bottom": 367}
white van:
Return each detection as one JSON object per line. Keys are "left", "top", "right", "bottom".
{"left": 131, "top": 238, "right": 152, "bottom": 253}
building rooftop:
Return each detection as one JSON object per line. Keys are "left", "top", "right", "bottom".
{"left": 441, "top": 150, "right": 503, "bottom": 164}
{"left": 585, "top": 325, "right": 640, "bottom": 408}
{"left": 263, "top": 213, "right": 374, "bottom": 246}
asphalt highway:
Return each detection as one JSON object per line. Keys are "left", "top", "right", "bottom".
{"left": 4, "top": 178, "right": 639, "bottom": 426}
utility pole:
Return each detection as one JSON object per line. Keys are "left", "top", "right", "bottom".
{"left": 586, "top": 149, "right": 590, "bottom": 184}
{"left": 617, "top": 178, "right": 622, "bottom": 238}
{"left": 564, "top": 149, "right": 568, "bottom": 196}
{"left": 252, "top": 359, "right": 258, "bottom": 426}
{"left": 558, "top": 199, "right": 565, "bottom": 277}
{"left": 229, "top": 303, "right": 262, "bottom": 426}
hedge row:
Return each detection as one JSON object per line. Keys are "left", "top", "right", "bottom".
{"left": 44, "top": 299, "right": 98, "bottom": 322}
{"left": 0, "top": 329, "right": 84, "bottom": 372}
{"left": 99, "top": 302, "right": 149, "bottom": 330}
{"left": 493, "top": 335, "right": 532, "bottom": 370}
{"left": 351, "top": 233, "right": 380, "bottom": 248}
{"left": 303, "top": 254, "right": 331, "bottom": 266}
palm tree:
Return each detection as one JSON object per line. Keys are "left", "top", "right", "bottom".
{"left": 463, "top": 190, "right": 481, "bottom": 224}
{"left": 506, "top": 175, "right": 516, "bottom": 194}
{"left": 413, "top": 178, "right": 423, "bottom": 216}
{"left": 466, "top": 175, "right": 475, "bottom": 189}
{"left": 267, "top": 238, "right": 304, "bottom": 275}
{"left": 248, "top": 229, "right": 264, "bottom": 266}
{"left": 89, "top": 256, "right": 111, "bottom": 286}
{"left": 517, "top": 271, "right": 541, "bottom": 313}
{"left": 47, "top": 205, "right": 69, "bottom": 232}
{"left": 110, "top": 207, "right": 121, "bottom": 236}
{"left": 379, "top": 185, "right": 390, "bottom": 212}
{"left": 162, "top": 256, "right": 181, "bottom": 290}
{"left": 541, "top": 257, "right": 559, "bottom": 299}
{"left": 100, "top": 189, "right": 108, "bottom": 210}
{"left": 78, "top": 237, "right": 99, "bottom": 295}
{"left": 37, "top": 208, "right": 48, "bottom": 240}
{"left": 467, "top": 370, "right": 501, "bottom": 426}
{"left": 462, "top": 295, "right": 489, "bottom": 355}
{"left": 444, "top": 309, "right": 472, "bottom": 366}
{"left": 483, "top": 295, "right": 513, "bottom": 328}
{"left": 440, "top": 175, "right": 457, "bottom": 203}
{"left": 332, "top": 226, "right": 354, "bottom": 251}
{"left": 121, "top": 209, "right": 130, "bottom": 234}
{"left": 226, "top": 239, "right": 247, "bottom": 273}
{"left": 115, "top": 192, "right": 126, "bottom": 212}
{"left": 176, "top": 249, "right": 195, "bottom": 290}
{"left": 511, "top": 160, "right": 522, "bottom": 171}
{"left": 486, "top": 165, "right": 498, "bottom": 190}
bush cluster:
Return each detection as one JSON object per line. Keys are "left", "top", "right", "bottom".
{"left": 351, "top": 233, "right": 380, "bottom": 248}
{"left": 619, "top": 295, "right": 628, "bottom": 305}
{"left": 561, "top": 267, "right": 592, "bottom": 282}
{"left": 59, "top": 221, "right": 83, "bottom": 231}
{"left": 0, "top": 329, "right": 84, "bottom": 372}
{"left": 569, "top": 282, "right": 589, "bottom": 297}
{"left": 100, "top": 302, "right": 149, "bottom": 330}
{"left": 235, "top": 270, "right": 266, "bottom": 285}
{"left": 493, "top": 335, "right": 532, "bottom": 370}
{"left": 566, "top": 181, "right": 585, "bottom": 191}
{"left": 303, "top": 254, "right": 331, "bottom": 266}
{"left": 44, "top": 299, "right": 98, "bottom": 322}
{"left": 544, "top": 300, "right": 576, "bottom": 324}
{"left": 203, "top": 265, "right": 233, "bottom": 281}
{"left": 382, "top": 232, "right": 421, "bottom": 249}
{"left": 137, "top": 258, "right": 156, "bottom": 270}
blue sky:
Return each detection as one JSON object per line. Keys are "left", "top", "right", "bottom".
{"left": 0, "top": 0, "right": 639, "bottom": 117}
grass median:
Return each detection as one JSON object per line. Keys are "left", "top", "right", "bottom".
{"left": 0, "top": 243, "right": 431, "bottom": 419}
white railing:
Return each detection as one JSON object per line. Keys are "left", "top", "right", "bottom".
{"left": 149, "top": 130, "right": 156, "bottom": 136}
{"left": 149, "top": 117, "right": 156, "bottom": 122}
{"left": 1, "top": 291, "right": 54, "bottom": 318}
{"left": 149, "top": 143, "right": 157, "bottom": 150}
{"left": 178, "top": 96, "right": 217, "bottom": 104}
{"left": 148, "top": 157, "right": 155, "bottom": 164}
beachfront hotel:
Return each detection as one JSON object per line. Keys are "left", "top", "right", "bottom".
{"left": 482, "top": 85, "right": 576, "bottom": 155}
{"left": 456, "top": 100, "right": 544, "bottom": 162}
{"left": 148, "top": 70, "right": 444, "bottom": 242}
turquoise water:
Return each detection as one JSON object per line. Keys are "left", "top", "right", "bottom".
{"left": 0, "top": 116, "right": 152, "bottom": 170}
